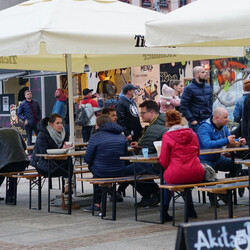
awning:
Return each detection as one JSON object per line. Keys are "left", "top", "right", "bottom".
{"left": 23, "top": 71, "right": 66, "bottom": 78}
{"left": 0, "top": 71, "right": 27, "bottom": 81}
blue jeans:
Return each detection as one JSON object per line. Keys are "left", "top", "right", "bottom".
{"left": 200, "top": 155, "right": 242, "bottom": 177}
{"left": 25, "top": 124, "right": 38, "bottom": 145}
{"left": 81, "top": 126, "right": 94, "bottom": 142}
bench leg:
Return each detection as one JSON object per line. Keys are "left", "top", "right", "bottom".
{"left": 38, "top": 177, "right": 42, "bottom": 210}
{"left": 160, "top": 188, "right": 164, "bottom": 224}
{"left": 112, "top": 184, "right": 116, "bottom": 221}
{"left": 228, "top": 190, "right": 233, "bottom": 218}
{"left": 202, "top": 191, "right": 206, "bottom": 204}
{"left": 172, "top": 192, "right": 175, "bottom": 227}
{"left": 214, "top": 194, "right": 218, "bottom": 220}
{"left": 184, "top": 189, "right": 189, "bottom": 223}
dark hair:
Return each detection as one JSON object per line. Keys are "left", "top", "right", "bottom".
{"left": 139, "top": 100, "right": 159, "bottom": 113}
{"left": 169, "top": 80, "right": 182, "bottom": 89}
{"left": 102, "top": 107, "right": 115, "bottom": 115}
{"left": 165, "top": 110, "right": 183, "bottom": 127}
{"left": 96, "top": 115, "right": 112, "bottom": 127}
{"left": 98, "top": 71, "right": 105, "bottom": 76}
{"left": 49, "top": 113, "right": 62, "bottom": 124}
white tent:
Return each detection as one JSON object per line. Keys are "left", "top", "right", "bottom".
{"left": 0, "top": 0, "right": 245, "bottom": 142}
{"left": 145, "top": 0, "right": 250, "bottom": 47}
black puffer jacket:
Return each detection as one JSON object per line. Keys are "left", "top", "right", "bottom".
{"left": 0, "top": 128, "right": 29, "bottom": 170}
{"left": 116, "top": 95, "right": 142, "bottom": 141}
{"left": 180, "top": 78, "right": 213, "bottom": 123}
{"left": 84, "top": 122, "right": 127, "bottom": 177}
{"left": 31, "top": 117, "right": 69, "bottom": 177}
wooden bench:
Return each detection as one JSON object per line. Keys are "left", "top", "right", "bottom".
{"left": 9, "top": 168, "right": 91, "bottom": 210}
{"left": 196, "top": 181, "right": 249, "bottom": 220}
{"left": 0, "top": 168, "right": 37, "bottom": 205}
{"left": 159, "top": 176, "right": 249, "bottom": 225}
{"left": 78, "top": 174, "right": 159, "bottom": 220}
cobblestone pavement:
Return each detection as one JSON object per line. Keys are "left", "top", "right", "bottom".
{"left": 0, "top": 173, "right": 249, "bottom": 250}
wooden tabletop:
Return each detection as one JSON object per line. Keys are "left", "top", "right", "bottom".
{"left": 199, "top": 146, "right": 249, "bottom": 155}
{"left": 36, "top": 150, "right": 86, "bottom": 159}
{"left": 120, "top": 146, "right": 249, "bottom": 162}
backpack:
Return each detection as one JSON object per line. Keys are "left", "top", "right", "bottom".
{"left": 75, "top": 106, "right": 94, "bottom": 126}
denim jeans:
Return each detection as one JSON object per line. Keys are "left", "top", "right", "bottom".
{"left": 81, "top": 126, "right": 94, "bottom": 142}
{"left": 25, "top": 124, "right": 38, "bottom": 145}
{"left": 200, "top": 155, "right": 242, "bottom": 177}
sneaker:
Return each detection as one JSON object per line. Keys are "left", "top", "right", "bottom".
{"left": 209, "top": 196, "right": 220, "bottom": 207}
{"left": 0, "top": 196, "right": 4, "bottom": 201}
{"left": 83, "top": 204, "right": 101, "bottom": 212}
{"left": 149, "top": 193, "right": 160, "bottom": 206}
{"left": 135, "top": 197, "right": 150, "bottom": 207}
{"left": 187, "top": 207, "right": 198, "bottom": 219}
{"left": 109, "top": 191, "right": 123, "bottom": 202}
{"left": 218, "top": 194, "right": 229, "bottom": 204}
{"left": 6, "top": 195, "right": 15, "bottom": 205}
{"left": 164, "top": 212, "right": 173, "bottom": 222}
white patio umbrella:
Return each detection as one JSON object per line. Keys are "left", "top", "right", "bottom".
{"left": 0, "top": 0, "right": 245, "bottom": 142}
{"left": 145, "top": 0, "right": 250, "bottom": 47}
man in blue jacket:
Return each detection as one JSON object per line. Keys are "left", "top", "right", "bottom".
{"left": 181, "top": 66, "right": 213, "bottom": 133}
{"left": 197, "top": 107, "right": 245, "bottom": 205}
{"left": 17, "top": 90, "right": 42, "bottom": 145}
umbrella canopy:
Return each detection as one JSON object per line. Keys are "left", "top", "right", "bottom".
{"left": 145, "top": 0, "right": 250, "bottom": 47}
{"left": 0, "top": 0, "right": 246, "bottom": 142}
{"left": 0, "top": 0, "right": 245, "bottom": 73}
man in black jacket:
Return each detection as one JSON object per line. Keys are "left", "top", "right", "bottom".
{"left": 0, "top": 128, "right": 29, "bottom": 204}
{"left": 116, "top": 83, "right": 142, "bottom": 142}
{"left": 181, "top": 66, "right": 213, "bottom": 133}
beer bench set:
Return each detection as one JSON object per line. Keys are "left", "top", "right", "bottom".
{"left": 160, "top": 176, "right": 249, "bottom": 226}
{"left": 77, "top": 174, "right": 159, "bottom": 221}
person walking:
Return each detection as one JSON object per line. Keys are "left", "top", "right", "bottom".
{"left": 17, "top": 90, "right": 42, "bottom": 145}
{"left": 52, "top": 88, "right": 67, "bottom": 122}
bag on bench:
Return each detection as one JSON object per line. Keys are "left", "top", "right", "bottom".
{"left": 202, "top": 163, "right": 217, "bottom": 182}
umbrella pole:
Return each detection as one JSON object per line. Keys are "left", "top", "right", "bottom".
{"left": 66, "top": 54, "right": 75, "bottom": 146}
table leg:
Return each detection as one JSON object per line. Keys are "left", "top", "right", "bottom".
{"left": 68, "top": 157, "right": 72, "bottom": 215}
{"left": 134, "top": 162, "right": 137, "bottom": 221}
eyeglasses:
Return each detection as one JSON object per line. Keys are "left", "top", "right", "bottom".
{"left": 140, "top": 111, "right": 149, "bottom": 115}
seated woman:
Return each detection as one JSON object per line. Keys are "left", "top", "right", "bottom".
{"left": 83, "top": 115, "right": 127, "bottom": 212}
{"left": 31, "top": 113, "right": 79, "bottom": 210}
{"left": 159, "top": 110, "right": 204, "bottom": 222}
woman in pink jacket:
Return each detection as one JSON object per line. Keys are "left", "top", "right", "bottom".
{"left": 159, "top": 110, "right": 204, "bottom": 222}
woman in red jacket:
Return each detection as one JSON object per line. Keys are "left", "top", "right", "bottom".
{"left": 159, "top": 110, "right": 204, "bottom": 222}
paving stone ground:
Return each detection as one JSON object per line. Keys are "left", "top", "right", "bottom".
{"left": 0, "top": 172, "right": 249, "bottom": 250}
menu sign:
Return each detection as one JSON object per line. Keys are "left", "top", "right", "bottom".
{"left": 176, "top": 217, "right": 250, "bottom": 250}
{"left": 159, "top": 0, "right": 168, "bottom": 7}
{"left": 142, "top": 0, "right": 151, "bottom": 7}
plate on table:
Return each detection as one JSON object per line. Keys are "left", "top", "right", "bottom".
{"left": 46, "top": 149, "right": 68, "bottom": 155}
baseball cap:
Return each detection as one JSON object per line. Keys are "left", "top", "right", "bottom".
{"left": 122, "top": 83, "right": 137, "bottom": 93}
{"left": 83, "top": 88, "right": 93, "bottom": 96}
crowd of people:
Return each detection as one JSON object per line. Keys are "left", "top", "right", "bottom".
{"left": 0, "top": 67, "right": 248, "bottom": 222}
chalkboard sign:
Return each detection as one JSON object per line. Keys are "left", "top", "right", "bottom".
{"left": 176, "top": 217, "right": 250, "bottom": 250}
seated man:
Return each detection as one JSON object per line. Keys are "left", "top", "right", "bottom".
{"left": 83, "top": 115, "right": 128, "bottom": 212}
{"left": 0, "top": 128, "right": 29, "bottom": 204}
{"left": 197, "top": 107, "right": 246, "bottom": 205}
{"left": 123, "top": 100, "right": 167, "bottom": 207}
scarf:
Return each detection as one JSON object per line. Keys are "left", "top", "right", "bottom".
{"left": 46, "top": 123, "right": 65, "bottom": 148}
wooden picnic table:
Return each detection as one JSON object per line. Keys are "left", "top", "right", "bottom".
{"left": 36, "top": 150, "right": 86, "bottom": 214}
